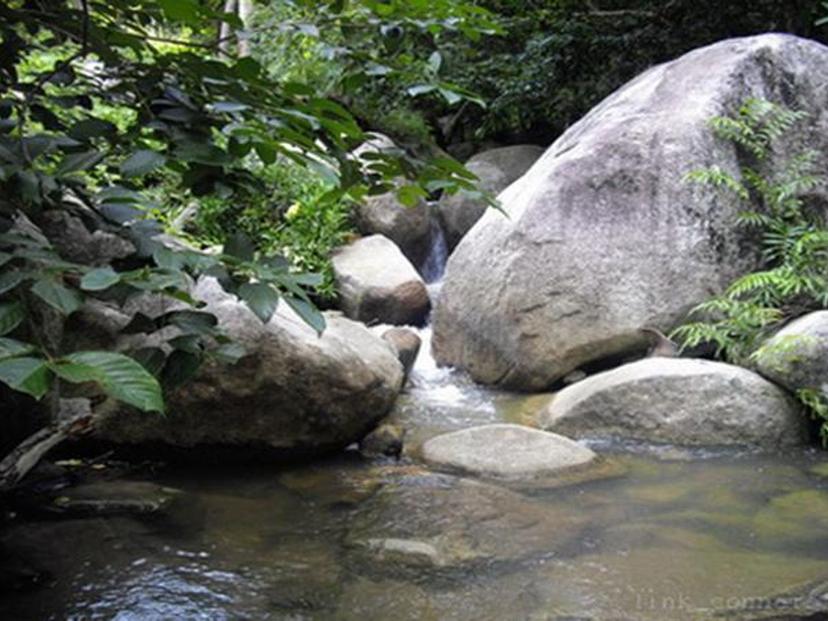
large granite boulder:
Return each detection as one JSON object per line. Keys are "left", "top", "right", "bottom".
{"left": 433, "top": 35, "right": 828, "bottom": 390}
{"left": 437, "top": 145, "right": 544, "bottom": 249}
{"left": 754, "top": 311, "right": 828, "bottom": 394}
{"left": 332, "top": 235, "right": 430, "bottom": 326}
{"left": 539, "top": 358, "right": 808, "bottom": 448}
{"left": 94, "top": 277, "right": 405, "bottom": 456}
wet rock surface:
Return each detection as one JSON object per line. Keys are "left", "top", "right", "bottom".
{"left": 344, "top": 472, "right": 587, "bottom": 577}
{"left": 420, "top": 423, "right": 597, "bottom": 481}
{"left": 540, "top": 358, "right": 808, "bottom": 448}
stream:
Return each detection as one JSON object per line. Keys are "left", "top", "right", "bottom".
{"left": 3, "top": 242, "right": 828, "bottom": 620}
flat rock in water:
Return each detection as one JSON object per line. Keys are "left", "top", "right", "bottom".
{"left": 540, "top": 358, "right": 808, "bottom": 448}
{"left": 420, "top": 423, "right": 596, "bottom": 480}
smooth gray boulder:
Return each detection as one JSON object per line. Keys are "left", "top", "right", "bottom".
{"left": 355, "top": 193, "right": 433, "bottom": 269}
{"left": 94, "top": 277, "right": 405, "bottom": 455}
{"left": 437, "top": 145, "right": 544, "bottom": 249}
{"left": 333, "top": 235, "right": 430, "bottom": 326}
{"left": 421, "top": 424, "right": 596, "bottom": 480}
{"left": 754, "top": 311, "right": 828, "bottom": 393}
{"left": 540, "top": 358, "right": 807, "bottom": 448}
{"left": 433, "top": 35, "right": 828, "bottom": 390}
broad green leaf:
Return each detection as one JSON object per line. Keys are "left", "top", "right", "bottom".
{"left": 396, "top": 184, "right": 427, "bottom": 207}
{"left": 31, "top": 279, "right": 83, "bottom": 315}
{"left": 121, "top": 150, "right": 166, "bottom": 177}
{"left": 69, "top": 119, "right": 117, "bottom": 141}
{"left": 428, "top": 51, "right": 442, "bottom": 74}
{"left": 167, "top": 310, "right": 218, "bottom": 336}
{"left": 0, "top": 337, "right": 36, "bottom": 360}
{"left": 0, "top": 357, "right": 51, "bottom": 400}
{"left": 292, "top": 273, "right": 324, "bottom": 288}
{"left": 57, "top": 149, "right": 104, "bottom": 175}
{"left": 283, "top": 296, "right": 326, "bottom": 335}
{"left": 157, "top": 0, "right": 200, "bottom": 23}
{"left": 213, "top": 342, "right": 246, "bottom": 364}
{"left": 59, "top": 351, "right": 164, "bottom": 413}
{"left": 152, "top": 245, "right": 185, "bottom": 271}
{"left": 238, "top": 282, "right": 279, "bottom": 323}
{"left": 211, "top": 101, "right": 249, "bottom": 113}
{"left": 80, "top": 266, "right": 121, "bottom": 291}
{"left": 407, "top": 84, "right": 437, "bottom": 97}
{"left": 0, "top": 270, "right": 27, "bottom": 295}
{"left": 224, "top": 232, "right": 255, "bottom": 261}
{"left": 0, "top": 302, "right": 25, "bottom": 335}
{"left": 162, "top": 349, "right": 201, "bottom": 388}
{"left": 130, "top": 347, "right": 167, "bottom": 377}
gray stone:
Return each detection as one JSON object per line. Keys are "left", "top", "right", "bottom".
{"left": 420, "top": 423, "right": 596, "bottom": 480}
{"left": 540, "top": 358, "right": 808, "bottom": 448}
{"left": 352, "top": 133, "right": 435, "bottom": 266}
{"left": 437, "top": 145, "right": 544, "bottom": 249}
{"left": 433, "top": 35, "right": 828, "bottom": 391}
{"left": 381, "top": 327, "right": 422, "bottom": 377}
{"left": 345, "top": 472, "right": 586, "bottom": 577}
{"left": 333, "top": 235, "right": 430, "bottom": 326}
{"left": 359, "top": 423, "right": 404, "bottom": 459}
{"left": 355, "top": 193, "right": 433, "bottom": 268}
{"left": 39, "top": 210, "right": 135, "bottom": 265}
{"left": 754, "top": 311, "right": 828, "bottom": 394}
{"left": 94, "top": 277, "right": 405, "bottom": 455}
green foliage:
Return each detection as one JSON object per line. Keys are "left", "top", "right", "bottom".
{"left": 0, "top": 0, "right": 493, "bottom": 435}
{"left": 671, "top": 99, "right": 828, "bottom": 437}
{"left": 434, "top": 0, "right": 825, "bottom": 146}
{"left": 189, "top": 159, "right": 354, "bottom": 303}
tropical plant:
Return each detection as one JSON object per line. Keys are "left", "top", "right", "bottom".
{"left": 0, "top": 0, "right": 495, "bottom": 490}
{"left": 671, "top": 98, "right": 828, "bottom": 438}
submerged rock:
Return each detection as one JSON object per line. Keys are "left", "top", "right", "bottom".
{"left": 433, "top": 34, "right": 828, "bottom": 390}
{"left": 420, "top": 423, "right": 596, "bottom": 481}
{"left": 49, "top": 481, "right": 184, "bottom": 517}
{"left": 95, "top": 277, "right": 405, "bottom": 456}
{"left": 437, "top": 144, "right": 544, "bottom": 249}
{"left": 359, "top": 422, "right": 404, "bottom": 459}
{"left": 344, "top": 472, "right": 586, "bottom": 577}
{"left": 754, "top": 311, "right": 828, "bottom": 394}
{"left": 332, "top": 234, "right": 431, "bottom": 326}
{"left": 540, "top": 358, "right": 807, "bottom": 448}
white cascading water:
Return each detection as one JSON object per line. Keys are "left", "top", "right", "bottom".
{"left": 417, "top": 214, "right": 449, "bottom": 284}
{"left": 398, "top": 222, "right": 499, "bottom": 430}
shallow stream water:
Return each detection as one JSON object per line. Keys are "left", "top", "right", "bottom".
{"left": 3, "top": 290, "right": 828, "bottom": 620}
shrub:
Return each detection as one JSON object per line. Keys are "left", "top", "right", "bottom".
{"left": 672, "top": 99, "right": 828, "bottom": 439}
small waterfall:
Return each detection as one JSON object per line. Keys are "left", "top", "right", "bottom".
{"left": 419, "top": 215, "right": 448, "bottom": 284}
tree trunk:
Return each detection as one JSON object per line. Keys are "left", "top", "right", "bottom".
{"left": 219, "top": 0, "right": 237, "bottom": 56}
{"left": 237, "top": 0, "right": 253, "bottom": 58}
